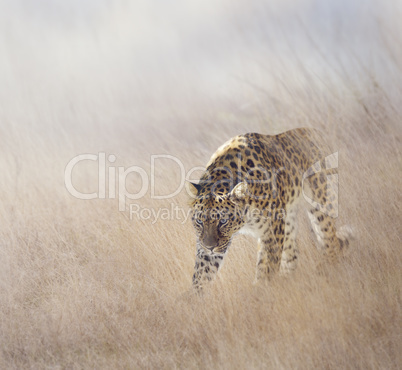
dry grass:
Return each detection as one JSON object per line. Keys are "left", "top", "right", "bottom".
{"left": 0, "top": 0, "right": 401, "bottom": 369}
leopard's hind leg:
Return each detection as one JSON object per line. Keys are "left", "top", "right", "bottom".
{"left": 304, "top": 167, "right": 351, "bottom": 264}
{"left": 280, "top": 203, "right": 300, "bottom": 274}
{"left": 307, "top": 208, "right": 350, "bottom": 262}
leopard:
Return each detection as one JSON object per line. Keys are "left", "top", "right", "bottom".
{"left": 188, "top": 127, "right": 352, "bottom": 291}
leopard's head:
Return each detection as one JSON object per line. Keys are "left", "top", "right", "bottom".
{"left": 188, "top": 181, "right": 249, "bottom": 255}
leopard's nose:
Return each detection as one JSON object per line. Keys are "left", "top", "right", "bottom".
{"left": 202, "top": 240, "right": 218, "bottom": 251}
{"left": 203, "top": 239, "right": 218, "bottom": 250}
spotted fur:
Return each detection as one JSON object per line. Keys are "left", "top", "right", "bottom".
{"left": 189, "top": 128, "right": 351, "bottom": 291}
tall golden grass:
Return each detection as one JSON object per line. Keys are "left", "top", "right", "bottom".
{"left": 0, "top": 0, "right": 401, "bottom": 368}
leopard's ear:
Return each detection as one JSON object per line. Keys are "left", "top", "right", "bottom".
{"left": 187, "top": 181, "right": 202, "bottom": 198}
{"left": 229, "top": 182, "right": 248, "bottom": 205}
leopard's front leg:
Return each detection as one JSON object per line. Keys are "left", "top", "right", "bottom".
{"left": 192, "top": 240, "right": 226, "bottom": 291}
{"left": 255, "top": 218, "right": 285, "bottom": 282}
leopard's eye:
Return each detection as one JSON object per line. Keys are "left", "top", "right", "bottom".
{"left": 219, "top": 218, "right": 228, "bottom": 226}
{"left": 195, "top": 218, "right": 203, "bottom": 226}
